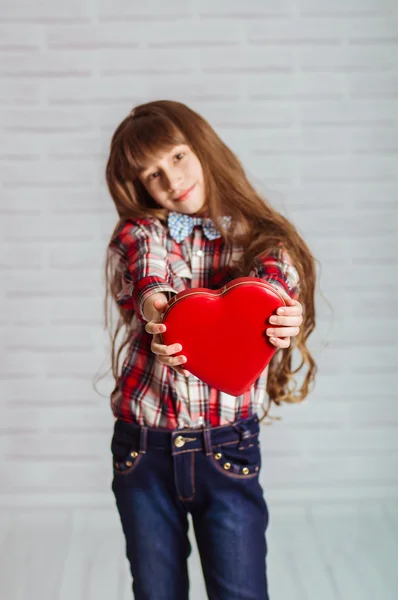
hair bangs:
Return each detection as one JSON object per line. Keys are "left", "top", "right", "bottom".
{"left": 122, "top": 115, "right": 186, "bottom": 177}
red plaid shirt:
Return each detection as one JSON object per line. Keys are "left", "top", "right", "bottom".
{"left": 108, "top": 217, "right": 300, "bottom": 429}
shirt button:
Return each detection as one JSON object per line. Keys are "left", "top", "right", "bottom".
{"left": 196, "top": 250, "right": 204, "bottom": 257}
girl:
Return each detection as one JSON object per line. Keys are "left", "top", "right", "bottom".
{"left": 103, "top": 100, "right": 317, "bottom": 600}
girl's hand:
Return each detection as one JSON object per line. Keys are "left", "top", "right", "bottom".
{"left": 265, "top": 294, "right": 303, "bottom": 349}
{"left": 144, "top": 297, "right": 190, "bottom": 377}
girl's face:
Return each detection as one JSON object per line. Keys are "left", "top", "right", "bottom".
{"left": 138, "top": 144, "right": 206, "bottom": 215}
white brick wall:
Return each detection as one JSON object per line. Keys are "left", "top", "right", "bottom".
{"left": 0, "top": 0, "right": 397, "bottom": 507}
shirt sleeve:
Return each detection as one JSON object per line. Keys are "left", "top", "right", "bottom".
{"left": 250, "top": 244, "right": 300, "bottom": 300}
{"left": 108, "top": 219, "right": 177, "bottom": 321}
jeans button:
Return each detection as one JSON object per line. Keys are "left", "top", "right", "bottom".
{"left": 174, "top": 435, "right": 186, "bottom": 448}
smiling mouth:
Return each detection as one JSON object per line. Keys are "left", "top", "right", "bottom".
{"left": 174, "top": 183, "right": 196, "bottom": 202}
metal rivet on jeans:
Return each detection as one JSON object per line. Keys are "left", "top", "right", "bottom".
{"left": 242, "top": 467, "right": 249, "bottom": 475}
{"left": 224, "top": 462, "right": 231, "bottom": 470}
{"left": 131, "top": 451, "right": 138, "bottom": 458}
{"left": 215, "top": 453, "right": 222, "bottom": 460}
{"left": 125, "top": 461, "right": 133, "bottom": 467}
{"left": 174, "top": 435, "right": 185, "bottom": 448}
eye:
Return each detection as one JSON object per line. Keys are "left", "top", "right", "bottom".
{"left": 147, "top": 171, "right": 159, "bottom": 181}
{"left": 146, "top": 151, "right": 185, "bottom": 182}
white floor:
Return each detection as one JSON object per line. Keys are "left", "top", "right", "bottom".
{"left": 1, "top": 502, "right": 397, "bottom": 600}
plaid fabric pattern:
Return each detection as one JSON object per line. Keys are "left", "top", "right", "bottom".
{"left": 108, "top": 216, "right": 300, "bottom": 429}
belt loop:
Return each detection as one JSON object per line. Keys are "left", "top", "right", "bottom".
{"left": 203, "top": 427, "right": 212, "bottom": 456}
{"left": 234, "top": 422, "right": 251, "bottom": 450}
{"left": 139, "top": 426, "right": 148, "bottom": 455}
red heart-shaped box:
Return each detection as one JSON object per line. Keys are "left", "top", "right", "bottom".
{"left": 161, "top": 277, "right": 286, "bottom": 396}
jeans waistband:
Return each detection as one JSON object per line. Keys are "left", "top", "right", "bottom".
{"left": 114, "top": 414, "right": 260, "bottom": 456}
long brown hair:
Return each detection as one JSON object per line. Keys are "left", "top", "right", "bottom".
{"left": 103, "top": 100, "right": 317, "bottom": 421}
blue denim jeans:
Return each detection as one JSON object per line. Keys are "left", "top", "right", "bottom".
{"left": 111, "top": 414, "right": 269, "bottom": 600}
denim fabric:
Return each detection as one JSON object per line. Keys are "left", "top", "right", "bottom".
{"left": 111, "top": 414, "right": 269, "bottom": 600}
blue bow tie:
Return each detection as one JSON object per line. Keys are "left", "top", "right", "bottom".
{"left": 168, "top": 211, "right": 231, "bottom": 243}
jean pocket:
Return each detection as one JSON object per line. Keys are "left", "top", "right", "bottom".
{"left": 111, "top": 429, "right": 143, "bottom": 476}
{"left": 209, "top": 436, "right": 261, "bottom": 479}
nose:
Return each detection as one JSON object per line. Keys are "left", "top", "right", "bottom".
{"left": 165, "top": 170, "right": 183, "bottom": 192}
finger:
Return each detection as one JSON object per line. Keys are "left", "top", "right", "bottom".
{"left": 266, "top": 326, "right": 300, "bottom": 338}
{"left": 269, "top": 336, "right": 291, "bottom": 348}
{"left": 268, "top": 315, "right": 303, "bottom": 327}
{"left": 145, "top": 321, "right": 166, "bottom": 335}
{"left": 158, "top": 354, "right": 187, "bottom": 367}
{"left": 151, "top": 342, "right": 183, "bottom": 356}
{"left": 277, "top": 293, "right": 296, "bottom": 305}
{"left": 276, "top": 305, "right": 302, "bottom": 318}
{"left": 283, "top": 296, "right": 296, "bottom": 306}
{"left": 153, "top": 298, "right": 169, "bottom": 313}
